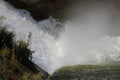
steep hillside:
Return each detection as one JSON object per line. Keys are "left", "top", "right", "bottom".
{"left": 0, "top": 20, "right": 50, "bottom": 80}
{"left": 5, "top": 0, "right": 69, "bottom": 20}
{"left": 5, "top": 0, "right": 120, "bottom": 21}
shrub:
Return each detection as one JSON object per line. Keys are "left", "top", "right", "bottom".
{"left": 15, "top": 41, "right": 33, "bottom": 62}
{"left": 0, "top": 27, "right": 14, "bottom": 49}
{"left": 0, "top": 16, "right": 43, "bottom": 80}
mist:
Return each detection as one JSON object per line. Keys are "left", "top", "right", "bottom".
{"left": 55, "top": 0, "right": 120, "bottom": 68}
{"left": 1, "top": 0, "right": 120, "bottom": 73}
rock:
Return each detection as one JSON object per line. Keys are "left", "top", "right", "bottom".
{"left": 5, "top": 0, "right": 69, "bottom": 20}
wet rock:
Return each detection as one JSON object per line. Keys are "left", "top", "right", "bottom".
{"left": 5, "top": 0, "right": 68, "bottom": 20}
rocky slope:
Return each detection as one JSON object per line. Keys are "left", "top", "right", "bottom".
{"left": 5, "top": 0, "right": 69, "bottom": 20}
{"left": 5, "top": 0, "right": 120, "bottom": 21}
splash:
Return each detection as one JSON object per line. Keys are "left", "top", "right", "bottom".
{"left": 56, "top": 1, "right": 120, "bottom": 68}
{"left": 0, "top": 0, "right": 63, "bottom": 73}
{"left": 0, "top": 0, "right": 120, "bottom": 74}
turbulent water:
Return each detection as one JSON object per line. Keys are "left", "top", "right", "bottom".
{"left": 0, "top": 0, "right": 63, "bottom": 73}
{"left": 0, "top": 0, "right": 120, "bottom": 74}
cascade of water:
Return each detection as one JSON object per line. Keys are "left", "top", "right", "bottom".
{"left": 0, "top": 0, "right": 120, "bottom": 74}
{"left": 0, "top": 0, "right": 63, "bottom": 73}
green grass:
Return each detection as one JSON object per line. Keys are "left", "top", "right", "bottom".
{"left": 52, "top": 61, "right": 120, "bottom": 80}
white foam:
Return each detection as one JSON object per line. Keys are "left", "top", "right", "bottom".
{"left": 0, "top": 0, "right": 120, "bottom": 74}
{"left": 0, "top": 0, "right": 62, "bottom": 73}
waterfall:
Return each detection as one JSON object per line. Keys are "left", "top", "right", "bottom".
{"left": 0, "top": 0, "right": 63, "bottom": 73}
{"left": 0, "top": 0, "right": 120, "bottom": 74}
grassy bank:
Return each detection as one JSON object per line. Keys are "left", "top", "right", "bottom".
{"left": 52, "top": 62, "right": 120, "bottom": 80}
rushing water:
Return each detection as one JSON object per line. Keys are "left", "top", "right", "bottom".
{"left": 0, "top": 0, "right": 120, "bottom": 74}
{"left": 0, "top": 0, "right": 63, "bottom": 73}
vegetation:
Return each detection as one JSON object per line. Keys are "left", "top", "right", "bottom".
{"left": 52, "top": 64, "right": 120, "bottom": 80}
{"left": 0, "top": 27, "right": 14, "bottom": 49}
{"left": 21, "top": 72, "right": 42, "bottom": 80}
{"left": 0, "top": 17, "right": 43, "bottom": 80}
{"left": 15, "top": 41, "right": 33, "bottom": 62}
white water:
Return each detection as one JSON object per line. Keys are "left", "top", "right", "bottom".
{"left": 0, "top": 0, "right": 120, "bottom": 73}
{"left": 0, "top": 0, "right": 62, "bottom": 73}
